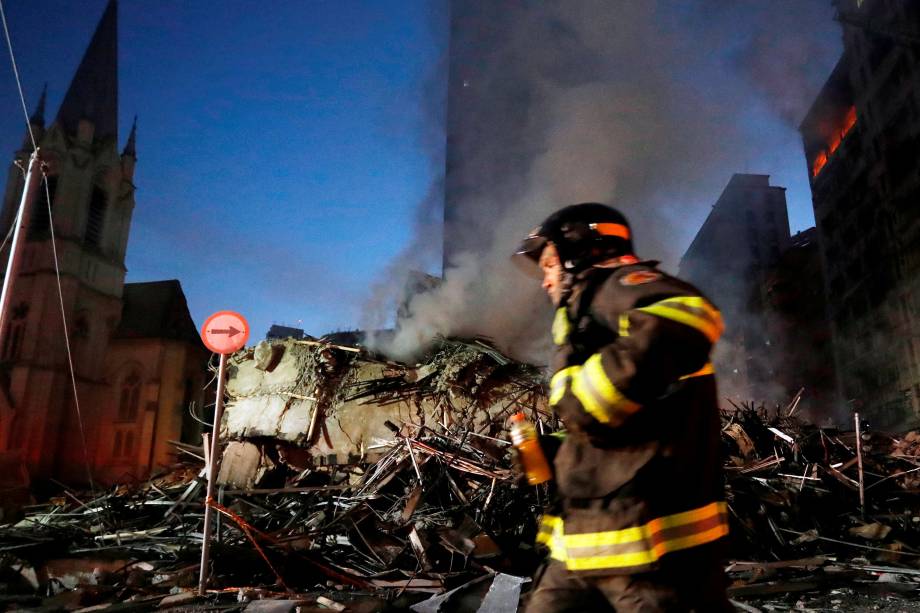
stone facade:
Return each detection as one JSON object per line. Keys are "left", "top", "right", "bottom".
{"left": 0, "top": 0, "right": 207, "bottom": 484}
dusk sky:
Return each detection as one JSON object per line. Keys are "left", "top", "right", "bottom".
{"left": 0, "top": 1, "right": 841, "bottom": 340}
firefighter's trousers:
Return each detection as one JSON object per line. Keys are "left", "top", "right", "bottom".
{"left": 524, "top": 549, "right": 734, "bottom": 613}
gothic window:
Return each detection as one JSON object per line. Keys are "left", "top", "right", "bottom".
{"left": 2, "top": 303, "right": 28, "bottom": 360}
{"left": 124, "top": 431, "right": 135, "bottom": 457}
{"left": 117, "top": 372, "right": 142, "bottom": 422}
{"left": 27, "top": 176, "right": 57, "bottom": 239}
{"left": 84, "top": 186, "right": 107, "bottom": 248}
{"left": 113, "top": 429, "right": 135, "bottom": 459}
{"left": 8, "top": 414, "right": 25, "bottom": 449}
{"left": 73, "top": 314, "right": 89, "bottom": 340}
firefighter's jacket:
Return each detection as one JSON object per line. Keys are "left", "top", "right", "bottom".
{"left": 537, "top": 260, "right": 728, "bottom": 576}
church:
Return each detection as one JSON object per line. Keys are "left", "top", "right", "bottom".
{"left": 0, "top": 0, "right": 208, "bottom": 486}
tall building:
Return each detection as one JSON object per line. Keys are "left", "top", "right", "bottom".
{"left": 679, "top": 174, "right": 791, "bottom": 404}
{"left": 0, "top": 1, "right": 207, "bottom": 484}
{"left": 763, "top": 229, "right": 837, "bottom": 419}
{"left": 443, "top": 2, "right": 531, "bottom": 268}
{"left": 800, "top": 0, "right": 920, "bottom": 426}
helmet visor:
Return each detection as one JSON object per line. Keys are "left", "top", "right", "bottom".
{"left": 511, "top": 234, "right": 548, "bottom": 279}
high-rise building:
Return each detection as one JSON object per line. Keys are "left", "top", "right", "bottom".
{"left": 443, "top": 2, "right": 531, "bottom": 269}
{"left": 763, "top": 228, "right": 837, "bottom": 419}
{"left": 800, "top": 0, "right": 920, "bottom": 426}
{"left": 0, "top": 1, "right": 208, "bottom": 484}
{"left": 679, "top": 174, "right": 791, "bottom": 404}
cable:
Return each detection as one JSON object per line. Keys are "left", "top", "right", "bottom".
{"left": 0, "top": 220, "right": 15, "bottom": 254}
{"left": 0, "top": 0, "right": 35, "bottom": 151}
{"left": 43, "top": 172, "right": 97, "bottom": 495}
{"left": 0, "top": 0, "right": 97, "bottom": 497}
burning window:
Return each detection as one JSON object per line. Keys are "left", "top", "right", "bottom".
{"left": 812, "top": 106, "right": 858, "bottom": 177}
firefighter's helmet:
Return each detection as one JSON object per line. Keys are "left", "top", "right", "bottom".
{"left": 513, "top": 203, "right": 634, "bottom": 277}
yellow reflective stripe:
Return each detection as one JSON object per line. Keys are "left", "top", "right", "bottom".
{"left": 552, "top": 308, "right": 571, "bottom": 345}
{"left": 650, "top": 523, "right": 729, "bottom": 559}
{"left": 647, "top": 501, "right": 724, "bottom": 530}
{"left": 558, "top": 501, "right": 729, "bottom": 571}
{"left": 618, "top": 313, "right": 630, "bottom": 337}
{"left": 679, "top": 362, "right": 714, "bottom": 380}
{"left": 549, "top": 366, "right": 579, "bottom": 406}
{"left": 564, "top": 501, "right": 724, "bottom": 548}
{"left": 658, "top": 296, "right": 723, "bottom": 337}
{"left": 570, "top": 353, "right": 640, "bottom": 425}
{"left": 537, "top": 514, "right": 562, "bottom": 546}
{"left": 636, "top": 296, "right": 724, "bottom": 342}
{"left": 564, "top": 524, "right": 646, "bottom": 548}
{"left": 539, "top": 515, "right": 567, "bottom": 561}
{"left": 570, "top": 372, "right": 609, "bottom": 423}
{"left": 564, "top": 550, "right": 657, "bottom": 571}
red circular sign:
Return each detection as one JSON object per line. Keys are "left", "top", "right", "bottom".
{"left": 201, "top": 311, "right": 250, "bottom": 354}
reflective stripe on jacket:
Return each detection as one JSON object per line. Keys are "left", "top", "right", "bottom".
{"left": 540, "top": 503, "right": 728, "bottom": 572}
{"left": 545, "top": 262, "right": 728, "bottom": 576}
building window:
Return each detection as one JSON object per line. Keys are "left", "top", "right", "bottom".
{"left": 8, "top": 414, "right": 26, "bottom": 449}
{"left": 27, "top": 176, "right": 58, "bottom": 239}
{"left": 112, "top": 429, "right": 136, "bottom": 459}
{"left": 84, "top": 186, "right": 107, "bottom": 248}
{"left": 72, "top": 314, "right": 89, "bottom": 340}
{"left": 2, "top": 303, "right": 28, "bottom": 360}
{"left": 118, "top": 372, "right": 142, "bottom": 422}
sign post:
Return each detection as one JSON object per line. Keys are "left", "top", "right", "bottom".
{"left": 198, "top": 311, "right": 249, "bottom": 596}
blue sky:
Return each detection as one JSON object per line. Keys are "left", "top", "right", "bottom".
{"left": 0, "top": 1, "right": 839, "bottom": 339}
{"left": 0, "top": 0, "right": 441, "bottom": 339}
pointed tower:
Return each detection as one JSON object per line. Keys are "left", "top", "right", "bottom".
{"left": 29, "top": 83, "right": 47, "bottom": 128}
{"left": 55, "top": 0, "right": 117, "bottom": 144}
{"left": 0, "top": 0, "right": 135, "bottom": 480}
{"left": 12, "top": 85, "right": 47, "bottom": 165}
{"left": 121, "top": 115, "right": 137, "bottom": 182}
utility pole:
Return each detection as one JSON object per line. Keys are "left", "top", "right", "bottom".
{"left": 0, "top": 149, "right": 43, "bottom": 350}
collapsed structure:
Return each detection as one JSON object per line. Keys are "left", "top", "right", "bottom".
{"left": 2, "top": 337, "right": 920, "bottom": 611}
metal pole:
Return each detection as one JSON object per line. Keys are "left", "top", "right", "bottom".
{"left": 854, "top": 412, "right": 865, "bottom": 515}
{"left": 198, "top": 352, "right": 229, "bottom": 596}
{"left": 0, "top": 150, "right": 42, "bottom": 348}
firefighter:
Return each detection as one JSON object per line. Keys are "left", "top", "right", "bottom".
{"left": 512, "top": 203, "right": 733, "bottom": 612}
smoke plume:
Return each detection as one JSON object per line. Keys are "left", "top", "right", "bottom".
{"left": 365, "top": 0, "right": 840, "bottom": 365}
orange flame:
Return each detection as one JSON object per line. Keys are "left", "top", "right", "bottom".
{"left": 812, "top": 151, "right": 828, "bottom": 177}
{"left": 812, "top": 106, "right": 857, "bottom": 177}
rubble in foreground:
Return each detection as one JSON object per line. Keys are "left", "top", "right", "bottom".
{"left": 1, "top": 337, "right": 919, "bottom": 611}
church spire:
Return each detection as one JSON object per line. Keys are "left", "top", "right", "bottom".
{"left": 30, "top": 83, "right": 47, "bottom": 127}
{"left": 55, "top": 0, "right": 118, "bottom": 142}
{"left": 122, "top": 115, "right": 136, "bottom": 158}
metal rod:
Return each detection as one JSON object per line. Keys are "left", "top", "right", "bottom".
{"left": 855, "top": 412, "right": 865, "bottom": 514}
{"left": 198, "top": 352, "right": 229, "bottom": 596}
{"left": 0, "top": 150, "right": 42, "bottom": 348}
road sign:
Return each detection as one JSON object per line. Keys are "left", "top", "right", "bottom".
{"left": 201, "top": 310, "right": 250, "bottom": 354}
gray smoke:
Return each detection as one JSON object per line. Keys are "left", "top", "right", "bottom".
{"left": 365, "top": 1, "right": 840, "bottom": 366}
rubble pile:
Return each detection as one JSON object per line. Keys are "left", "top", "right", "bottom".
{"left": 0, "top": 338, "right": 548, "bottom": 611}
{"left": 723, "top": 402, "right": 920, "bottom": 606}
{"left": 2, "top": 338, "right": 920, "bottom": 610}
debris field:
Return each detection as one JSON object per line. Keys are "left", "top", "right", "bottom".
{"left": 2, "top": 338, "right": 920, "bottom": 612}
